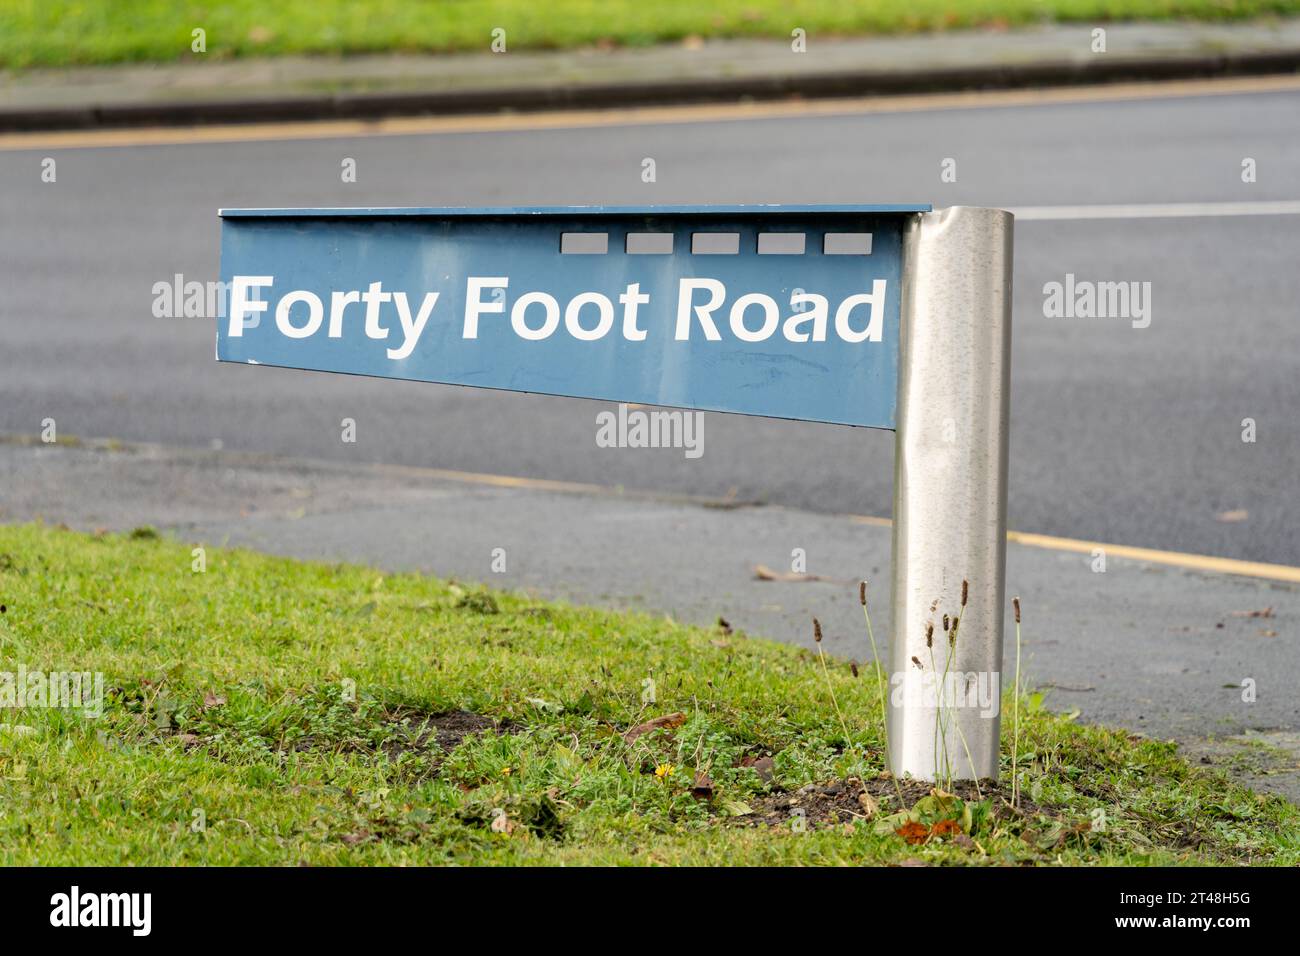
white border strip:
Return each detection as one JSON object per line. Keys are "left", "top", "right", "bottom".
{"left": 1011, "top": 200, "right": 1300, "bottom": 220}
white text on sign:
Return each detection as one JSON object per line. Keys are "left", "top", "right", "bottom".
{"left": 227, "top": 276, "right": 888, "bottom": 360}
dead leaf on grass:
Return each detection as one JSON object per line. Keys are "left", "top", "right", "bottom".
{"left": 896, "top": 821, "right": 930, "bottom": 845}
{"left": 930, "top": 819, "right": 963, "bottom": 838}
{"left": 722, "top": 800, "right": 753, "bottom": 817}
{"left": 691, "top": 772, "right": 715, "bottom": 799}
{"left": 623, "top": 712, "right": 687, "bottom": 744}
{"left": 739, "top": 754, "right": 775, "bottom": 784}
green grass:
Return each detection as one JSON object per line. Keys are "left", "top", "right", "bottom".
{"left": 0, "top": 522, "right": 1296, "bottom": 865}
{"left": 1, "top": 0, "right": 1299, "bottom": 69}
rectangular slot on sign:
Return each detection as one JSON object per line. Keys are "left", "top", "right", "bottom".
{"left": 560, "top": 232, "right": 609, "bottom": 254}
{"left": 757, "top": 233, "right": 806, "bottom": 255}
{"left": 691, "top": 233, "right": 740, "bottom": 255}
{"left": 626, "top": 233, "right": 674, "bottom": 255}
{"left": 823, "top": 233, "right": 873, "bottom": 255}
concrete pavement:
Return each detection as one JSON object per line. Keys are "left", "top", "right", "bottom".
{"left": 3, "top": 20, "right": 1300, "bottom": 129}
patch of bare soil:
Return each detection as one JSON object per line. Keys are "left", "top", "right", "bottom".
{"left": 367, "top": 708, "right": 505, "bottom": 761}
{"left": 740, "top": 776, "right": 1045, "bottom": 830}
{"left": 164, "top": 707, "right": 508, "bottom": 765}
{"left": 421, "top": 707, "right": 496, "bottom": 749}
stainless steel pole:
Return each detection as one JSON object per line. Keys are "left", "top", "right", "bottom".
{"left": 888, "top": 206, "right": 1013, "bottom": 782}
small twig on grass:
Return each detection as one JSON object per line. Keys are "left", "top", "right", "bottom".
{"left": 945, "top": 584, "right": 982, "bottom": 800}
{"left": 813, "top": 618, "right": 853, "bottom": 748}
{"left": 1012, "top": 596, "right": 1023, "bottom": 810}
{"left": 860, "top": 581, "right": 904, "bottom": 806}
{"left": 928, "top": 628, "right": 944, "bottom": 786}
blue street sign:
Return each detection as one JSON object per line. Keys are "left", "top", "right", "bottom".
{"left": 218, "top": 204, "right": 929, "bottom": 428}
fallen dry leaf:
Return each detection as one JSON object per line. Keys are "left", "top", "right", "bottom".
{"left": 1230, "top": 607, "right": 1274, "bottom": 618}
{"left": 930, "top": 819, "right": 962, "bottom": 838}
{"left": 691, "top": 772, "right": 715, "bottom": 799}
{"left": 739, "top": 754, "right": 775, "bottom": 784}
{"left": 623, "top": 712, "right": 687, "bottom": 743}
{"left": 857, "top": 791, "right": 879, "bottom": 818}
{"left": 202, "top": 691, "right": 226, "bottom": 710}
{"left": 722, "top": 799, "right": 753, "bottom": 817}
{"left": 896, "top": 821, "right": 930, "bottom": 845}
{"left": 752, "top": 564, "right": 842, "bottom": 583}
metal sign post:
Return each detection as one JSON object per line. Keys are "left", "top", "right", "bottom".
{"left": 217, "top": 203, "right": 1012, "bottom": 782}
{"left": 890, "top": 207, "right": 1013, "bottom": 781}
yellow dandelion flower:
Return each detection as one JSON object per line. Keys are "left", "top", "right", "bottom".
{"left": 654, "top": 763, "right": 675, "bottom": 778}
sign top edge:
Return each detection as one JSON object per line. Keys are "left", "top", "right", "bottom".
{"left": 218, "top": 203, "right": 933, "bottom": 218}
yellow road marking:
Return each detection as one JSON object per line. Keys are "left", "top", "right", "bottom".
{"left": 847, "top": 514, "right": 892, "bottom": 528}
{"left": 1004, "top": 529, "right": 1300, "bottom": 584}
{"left": 4, "top": 73, "right": 1300, "bottom": 152}
{"left": 372, "top": 460, "right": 616, "bottom": 498}
{"left": 12, "top": 433, "right": 1298, "bottom": 584}
{"left": 377, "top": 458, "right": 1300, "bottom": 584}
{"left": 853, "top": 516, "right": 1300, "bottom": 583}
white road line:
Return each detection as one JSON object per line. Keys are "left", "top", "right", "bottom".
{"left": 1011, "top": 200, "right": 1300, "bottom": 220}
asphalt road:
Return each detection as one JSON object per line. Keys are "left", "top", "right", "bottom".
{"left": 2, "top": 82, "right": 1299, "bottom": 563}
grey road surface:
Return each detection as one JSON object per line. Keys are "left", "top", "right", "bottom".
{"left": 1, "top": 84, "right": 1299, "bottom": 566}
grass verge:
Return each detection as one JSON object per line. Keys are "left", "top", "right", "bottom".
{"left": 0, "top": 522, "right": 1295, "bottom": 865}
{"left": 2, "top": 1, "right": 1300, "bottom": 69}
